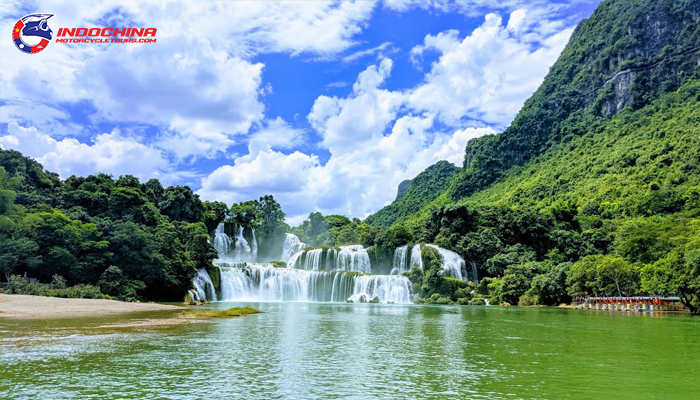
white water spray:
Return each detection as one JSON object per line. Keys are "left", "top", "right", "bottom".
{"left": 281, "top": 233, "right": 306, "bottom": 262}
{"left": 192, "top": 268, "right": 217, "bottom": 301}
{"left": 391, "top": 245, "right": 409, "bottom": 275}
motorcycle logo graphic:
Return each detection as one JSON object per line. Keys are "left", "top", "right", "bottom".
{"left": 12, "top": 13, "right": 54, "bottom": 54}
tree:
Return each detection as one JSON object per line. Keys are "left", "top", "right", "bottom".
{"left": 0, "top": 216, "right": 40, "bottom": 280}
{"left": 484, "top": 244, "right": 536, "bottom": 277}
{"left": 203, "top": 201, "right": 229, "bottom": 232}
{"left": 567, "top": 255, "right": 638, "bottom": 297}
{"left": 184, "top": 222, "right": 218, "bottom": 270}
{"left": 493, "top": 262, "right": 542, "bottom": 305}
{"left": 641, "top": 249, "right": 700, "bottom": 315}
{"left": 0, "top": 167, "right": 18, "bottom": 215}
{"left": 158, "top": 186, "right": 204, "bottom": 223}
{"left": 256, "top": 195, "right": 286, "bottom": 241}
{"left": 526, "top": 262, "right": 572, "bottom": 306}
{"left": 97, "top": 265, "right": 145, "bottom": 300}
{"left": 143, "top": 178, "right": 165, "bottom": 204}
{"left": 228, "top": 200, "right": 259, "bottom": 228}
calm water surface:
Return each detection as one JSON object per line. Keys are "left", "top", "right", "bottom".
{"left": 1, "top": 303, "right": 699, "bottom": 399}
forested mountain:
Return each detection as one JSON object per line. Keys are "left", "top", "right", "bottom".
{"left": 365, "top": 161, "right": 459, "bottom": 227}
{"left": 450, "top": 0, "right": 700, "bottom": 200}
{"left": 365, "top": 0, "right": 700, "bottom": 312}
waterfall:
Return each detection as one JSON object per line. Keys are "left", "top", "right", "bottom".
{"left": 216, "top": 264, "right": 411, "bottom": 303}
{"left": 337, "top": 245, "right": 371, "bottom": 273}
{"left": 426, "top": 244, "right": 466, "bottom": 281}
{"left": 391, "top": 245, "right": 409, "bottom": 275}
{"left": 304, "top": 249, "right": 324, "bottom": 270}
{"left": 203, "top": 230, "right": 412, "bottom": 303}
{"left": 250, "top": 228, "right": 258, "bottom": 261}
{"left": 468, "top": 261, "right": 479, "bottom": 283}
{"left": 232, "top": 226, "right": 256, "bottom": 262}
{"left": 214, "top": 223, "right": 232, "bottom": 259}
{"left": 348, "top": 275, "right": 412, "bottom": 304}
{"left": 410, "top": 244, "right": 423, "bottom": 270}
{"left": 288, "top": 247, "right": 363, "bottom": 273}
{"left": 287, "top": 250, "right": 304, "bottom": 269}
{"left": 213, "top": 223, "right": 256, "bottom": 262}
{"left": 281, "top": 233, "right": 306, "bottom": 262}
{"left": 325, "top": 248, "right": 338, "bottom": 270}
{"left": 192, "top": 268, "right": 217, "bottom": 301}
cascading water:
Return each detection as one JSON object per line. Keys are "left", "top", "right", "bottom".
{"left": 468, "top": 261, "right": 479, "bottom": 283}
{"left": 213, "top": 223, "right": 256, "bottom": 262}
{"left": 391, "top": 245, "right": 409, "bottom": 275}
{"left": 348, "top": 275, "right": 412, "bottom": 304}
{"left": 295, "top": 248, "right": 324, "bottom": 270}
{"left": 232, "top": 226, "right": 256, "bottom": 262}
{"left": 191, "top": 268, "right": 217, "bottom": 301}
{"left": 406, "top": 243, "right": 476, "bottom": 281}
{"left": 410, "top": 244, "right": 423, "bottom": 270}
{"left": 251, "top": 229, "right": 258, "bottom": 260}
{"left": 200, "top": 225, "right": 413, "bottom": 303}
{"left": 214, "top": 223, "right": 232, "bottom": 259}
{"left": 337, "top": 245, "right": 371, "bottom": 273}
{"left": 218, "top": 265, "right": 385, "bottom": 303}
{"left": 281, "top": 233, "right": 306, "bottom": 262}
{"left": 426, "top": 244, "right": 466, "bottom": 281}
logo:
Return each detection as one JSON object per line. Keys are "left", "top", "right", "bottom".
{"left": 13, "top": 13, "right": 54, "bottom": 54}
{"left": 12, "top": 13, "right": 158, "bottom": 53}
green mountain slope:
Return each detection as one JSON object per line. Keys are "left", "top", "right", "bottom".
{"left": 367, "top": 0, "right": 700, "bottom": 310}
{"left": 464, "top": 82, "right": 700, "bottom": 215}
{"left": 368, "top": 0, "right": 700, "bottom": 228}
{"left": 451, "top": 0, "right": 700, "bottom": 200}
{"left": 365, "top": 160, "right": 459, "bottom": 227}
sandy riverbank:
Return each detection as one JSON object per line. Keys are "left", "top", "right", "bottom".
{"left": 0, "top": 294, "right": 181, "bottom": 319}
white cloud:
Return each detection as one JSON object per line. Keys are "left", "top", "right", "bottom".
{"left": 249, "top": 118, "right": 306, "bottom": 151}
{"left": 407, "top": 11, "right": 574, "bottom": 128}
{"left": 342, "top": 42, "right": 396, "bottom": 63}
{"left": 0, "top": 0, "right": 379, "bottom": 160}
{"left": 199, "top": 111, "right": 495, "bottom": 222}
{"left": 0, "top": 122, "right": 171, "bottom": 181}
{"left": 201, "top": 4, "right": 577, "bottom": 222}
{"left": 308, "top": 58, "right": 403, "bottom": 154}
{"left": 199, "top": 147, "right": 320, "bottom": 206}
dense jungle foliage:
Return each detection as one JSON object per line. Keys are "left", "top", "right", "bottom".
{"left": 0, "top": 150, "right": 288, "bottom": 302}
{"left": 364, "top": 0, "right": 700, "bottom": 312}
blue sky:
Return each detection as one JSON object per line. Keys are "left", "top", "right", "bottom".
{"left": 0, "top": 0, "right": 600, "bottom": 223}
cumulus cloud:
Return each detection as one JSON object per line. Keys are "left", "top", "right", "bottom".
{"left": 0, "top": 0, "right": 379, "bottom": 160}
{"left": 0, "top": 122, "right": 171, "bottom": 181}
{"left": 199, "top": 147, "right": 320, "bottom": 208}
{"left": 308, "top": 58, "right": 404, "bottom": 154}
{"left": 249, "top": 118, "right": 306, "bottom": 151}
{"left": 199, "top": 110, "right": 495, "bottom": 222}
{"left": 407, "top": 11, "right": 574, "bottom": 128}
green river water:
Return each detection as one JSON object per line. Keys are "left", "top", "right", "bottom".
{"left": 1, "top": 302, "right": 698, "bottom": 399}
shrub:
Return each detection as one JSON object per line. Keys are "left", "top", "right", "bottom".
{"left": 50, "top": 274, "right": 67, "bottom": 289}
{"left": 469, "top": 297, "right": 487, "bottom": 306}
{"left": 6, "top": 275, "right": 28, "bottom": 294}
{"left": 518, "top": 294, "right": 536, "bottom": 306}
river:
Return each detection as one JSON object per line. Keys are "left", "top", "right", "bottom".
{"left": 1, "top": 303, "right": 698, "bottom": 399}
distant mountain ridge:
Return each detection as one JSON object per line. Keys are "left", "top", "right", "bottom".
{"left": 364, "top": 161, "right": 459, "bottom": 227}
